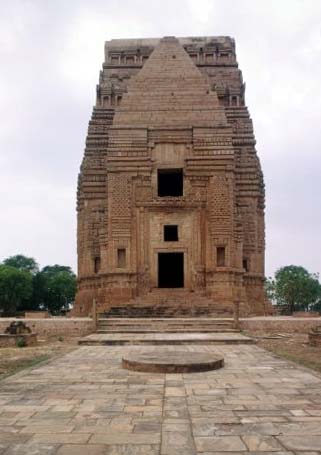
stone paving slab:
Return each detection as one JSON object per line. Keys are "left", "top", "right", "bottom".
{"left": 79, "top": 332, "right": 254, "bottom": 345}
{"left": 0, "top": 344, "right": 321, "bottom": 454}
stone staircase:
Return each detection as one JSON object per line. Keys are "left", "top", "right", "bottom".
{"left": 102, "top": 289, "right": 233, "bottom": 319}
{"left": 77, "top": 289, "right": 252, "bottom": 345}
{"left": 96, "top": 317, "right": 237, "bottom": 334}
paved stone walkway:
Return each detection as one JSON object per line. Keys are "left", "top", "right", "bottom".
{"left": 0, "top": 344, "right": 321, "bottom": 454}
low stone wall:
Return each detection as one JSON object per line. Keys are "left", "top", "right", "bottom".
{"left": 25, "top": 311, "right": 49, "bottom": 319}
{"left": 293, "top": 311, "right": 320, "bottom": 318}
{"left": 1, "top": 316, "right": 320, "bottom": 337}
{"left": 240, "top": 316, "right": 321, "bottom": 334}
{"left": 0, "top": 318, "right": 94, "bottom": 337}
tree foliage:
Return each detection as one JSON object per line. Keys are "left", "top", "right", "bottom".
{"left": 0, "top": 255, "right": 77, "bottom": 315}
{"left": 3, "top": 255, "right": 39, "bottom": 275}
{"left": 38, "top": 266, "right": 76, "bottom": 314}
{"left": 0, "top": 265, "right": 33, "bottom": 315}
{"left": 267, "top": 265, "right": 321, "bottom": 313}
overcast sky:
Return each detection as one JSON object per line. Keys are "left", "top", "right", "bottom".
{"left": 1, "top": 0, "right": 321, "bottom": 277}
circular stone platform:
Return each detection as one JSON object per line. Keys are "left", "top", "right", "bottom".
{"left": 122, "top": 351, "right": 224, "bottom": 373}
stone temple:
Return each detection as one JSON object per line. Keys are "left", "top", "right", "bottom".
{"left": 73, "top": 36, "right": 266, "bottom": 317}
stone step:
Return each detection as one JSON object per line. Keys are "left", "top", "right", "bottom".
{"left": 98, "top": 323, "right": 235, "bottom": 329}
{"left": 98, "top": 323, "right": 234, "bottom": 328}
{"left": 97, "top": 317, "right": 236, "bottom": 333}
{"left": 96, "top": 329, "right": 238, "bottom": 333}
{"left": 105, "top": 308, "right": 231, "bottom": 315}
{"left": 102, "top": 290, "right": 234, "bottom": 318}
{"left": 98, "top": 317, "right": 234, "bottom": 323}
{"left": 79, "top": 332, "right": 254, "bottom": 346}
{"left": 105, "top": 313, "right": 232, "bottom": 319}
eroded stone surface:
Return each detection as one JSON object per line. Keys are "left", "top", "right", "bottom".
{"left": 122, "top": 351, "right": 224, "bottom": 373}
{"left": 74, "top": 35, "right": 266, "bottom": 318}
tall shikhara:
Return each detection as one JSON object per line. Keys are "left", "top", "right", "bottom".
{"left": 74, "top": 36, "right": 266, "bottom": 317}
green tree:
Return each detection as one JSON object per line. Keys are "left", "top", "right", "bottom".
{"left": 2, "top": 254, "right": 40, "bottom": 311}
{"left": 273, "top": 265, "right": 321, "bottom": 313}
{"left": 0, "top": 265, "right": 33, "bottom": 315}
{"left": 38, "top": 265, "right": 76, "bottom": 314}
{"left": 3, "top": 255, "right": 39, "bottom": 274}
{"left": 265, "top": 277, "right": 276, "bottom": 304}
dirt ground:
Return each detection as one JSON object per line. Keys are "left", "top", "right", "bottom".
{"left": 250, "top": 331, "right": 321, "bottom": 374}
{"left": 0, "top": 335, "right": 79, "bottom": 380}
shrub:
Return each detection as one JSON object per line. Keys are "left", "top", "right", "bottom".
{"left": 16, "top": 336, "right": 27, "bottom": 348}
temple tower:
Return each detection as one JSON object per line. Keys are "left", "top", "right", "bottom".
{"left": 74, "top": 36, "right": 265, "bottom": 317}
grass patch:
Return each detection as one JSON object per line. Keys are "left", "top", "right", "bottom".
{"left": 263, "top": 346, "right": 321, "bottom": 374}
{"left": 0, "top": 354, "right": 50, "bottom": 380}
{"left": 252, "top": 332, "right": 321, "bottom": 375}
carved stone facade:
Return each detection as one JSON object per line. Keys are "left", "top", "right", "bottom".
{"left": 73, "top": 36, "right": 266, "bottom": 317}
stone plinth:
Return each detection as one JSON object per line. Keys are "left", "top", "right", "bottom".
{"left": 122, "top": 350, "right": 224, "bottom": 373}
{"left": 79, "top": 332, "right": 254, "bottom": 346}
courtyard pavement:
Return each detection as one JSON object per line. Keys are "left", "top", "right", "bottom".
{"left": 0, "top": 344, "right": 321, "bottom": 454}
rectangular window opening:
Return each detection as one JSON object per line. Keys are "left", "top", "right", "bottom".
{"left": 117, "top": 248, "right": 126, "bottom": 268}
{"left": 164, "top": 225, "right": 178, "bottom": 241}
{"left": 158, "top": 169, "right": 183, "bottom": 197}
{"left": 243, "top": 258, "right": 249, "bottom": 272}
{"left": 94, "top": 256, "right": 101, "bottom": 274}
{"left": 217, "top": 246, "right": 226, "bottom": 267}
{"left": 231, "top": 96, "right": 238, "bottom": 106}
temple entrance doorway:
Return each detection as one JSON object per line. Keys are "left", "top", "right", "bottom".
{"left": 158, "top": 252, "right": 184, "bottom": 288}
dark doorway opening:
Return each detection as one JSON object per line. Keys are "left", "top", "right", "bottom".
{"left": 216, "top": 246, "right": 226, "bottom": 267}
{"left": 158, "top": 252, "right": 184, "bottom": 288}
{"left": 164, "top": 225, "right": 178, "bottom": 241}
{"left": 243, "top": 258, "right": 249, "bottom": 272}
{"left": 158, "top": 169, "right": 183, "bottom": 197}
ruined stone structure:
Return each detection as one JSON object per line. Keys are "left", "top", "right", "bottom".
{"left": 74, "top": 36, "right": 265, "bottom": 317}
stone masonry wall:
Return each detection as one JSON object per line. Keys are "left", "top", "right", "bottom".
{"left": 74, "top": 36, "right": 266, "bottom": 317}
{"left": 240, "top": 317, "right": 321, "bottom": 334}
{"left": 0, "top": 318, "right": 94, "bottom": 337}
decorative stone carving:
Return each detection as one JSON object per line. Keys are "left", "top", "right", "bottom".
{"left": 73, "top": 36, "right": 266, "bottom": 317}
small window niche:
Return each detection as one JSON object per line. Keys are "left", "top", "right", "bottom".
{"left": 126, "top": 56, "right": 134, "bottom": 64}
{"left": 216, "top": 246, "right": 226, "bottom": 267}
{"left": 158, "top": 169, "right": 183, "bottom": 197}
{"left": 231, "top": 95, "right": 238, "bottom": 106}
{"left": 94, "top": 256, "right": 101, "bottom": 274}
{"left": 243, "top": 258, "right": 249, "bottom": 272}
{"left": 164, "top": 225, "right": 178, "bottom": 241}
{"left": 117, "top": 248, "right": 126, "bottom": 268}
